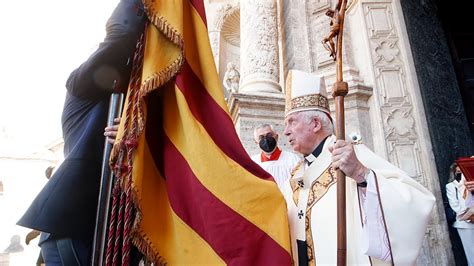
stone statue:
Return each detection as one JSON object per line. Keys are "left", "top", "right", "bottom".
{"left": 3, "top": 235, "right": 24, "bottom": 253}
{"left": 223, "top": 62, "right": 240, "bottom": 94}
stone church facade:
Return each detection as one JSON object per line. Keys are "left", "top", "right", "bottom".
{"left": 205, "top": 0, "right": 474, "bottom": 264}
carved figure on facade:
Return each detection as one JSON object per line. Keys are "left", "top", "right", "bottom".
{"left": 223, "top": 62, "right": 240, "bottom": 94}
{"left": 214, "top": 3, "right": 233, "bottom": 31}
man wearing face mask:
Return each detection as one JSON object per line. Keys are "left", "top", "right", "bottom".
{"left": 251, "top": 124, "right": 301, "bottom": 189}
{"left": 446, "top": 162, "right": 474, "bottom": 265}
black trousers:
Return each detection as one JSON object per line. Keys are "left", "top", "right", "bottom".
{"left": 40, "top": 236, "right": 143, "bottom": 266}
{"left": 40, "top": 236, "right": 90, "bottom": 266}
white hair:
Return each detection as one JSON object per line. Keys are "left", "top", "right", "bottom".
{"left": 253, "top": 123, "right": 274, "bottom": 139}
{"left": 299, "top": 110, "right": 334, "bottom": 135}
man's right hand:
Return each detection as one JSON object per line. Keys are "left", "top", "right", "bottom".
{"left": 104, "top": 118, "right": 121, "bottom": 144}
{"left": 329, "top": 140, "right": 368, "bottom": 184}
{"left": 466, "top": 181, "right": 474, "bottom": 192}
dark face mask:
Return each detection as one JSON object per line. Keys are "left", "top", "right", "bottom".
{"left": 259, "top": 136, "right": 277, "bottom": 153}
{"left": 455, "top": 173, "right": 462, "bottom": 182}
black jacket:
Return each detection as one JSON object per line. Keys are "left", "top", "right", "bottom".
{"left": 18, "top": 0, "right": 145, "bottom": 240}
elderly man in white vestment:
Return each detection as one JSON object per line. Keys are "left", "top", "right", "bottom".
{"left": 281, "top": 69, "right": 435, "bottom": 265}
{"left": 251, "top": 124, "right": 301, "bottom": 189}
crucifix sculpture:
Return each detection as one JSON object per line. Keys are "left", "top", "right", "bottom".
{"left": 322, "top": 1, "right": 349, "bottom": 265}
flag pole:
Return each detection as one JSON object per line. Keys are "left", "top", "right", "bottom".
{"left": 91, "top": 92, "right": 124, "bottom": 266}
{"left": 322, "top": 1, "right": 349, "bottom": 265}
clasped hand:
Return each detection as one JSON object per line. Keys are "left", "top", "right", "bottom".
{"left": 328, "top": 140, "right": 368, "bottom": 183}
{"left": 104, "top": 118, "right": 121, "bottom": 144}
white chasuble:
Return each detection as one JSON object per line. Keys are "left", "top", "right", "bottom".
{"left": 281, "top": 136, "right": 435, "bottom": 266}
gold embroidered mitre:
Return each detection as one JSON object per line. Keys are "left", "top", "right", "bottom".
{"left": 285, "top": 70, "right": 330, "bottom": 117}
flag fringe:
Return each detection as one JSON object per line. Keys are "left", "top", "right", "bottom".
{"left": 118, "top": 1, "right": 186, "bottom": 264}
{"left": 131, "top": 211, "right": 167, "bottom": 266}
{"left": 141, "top": 0, "right": 185, "bottom": 97}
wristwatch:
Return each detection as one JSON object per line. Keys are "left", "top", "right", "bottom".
{"left": 356, "top": 169, "right": 370, "bottom": 187}
{"left": 357, "top": 180, "right": 367, "bottom": 187}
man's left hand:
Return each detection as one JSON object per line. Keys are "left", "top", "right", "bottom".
{"left": 25, "top": 230, "right": 40, "bottom": 245}
{"left": 328, "top": 140, "right": 368, "bottom": 183}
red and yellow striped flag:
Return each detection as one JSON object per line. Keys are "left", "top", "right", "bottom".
{"left": 111, "top": 0, "right": 292, "bottom": 264}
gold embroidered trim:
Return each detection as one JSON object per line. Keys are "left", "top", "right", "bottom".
{"left": 285, "top": 94, "right": 329, "bottom": 114}
{"left": 305, "top": 167, "right": 337, "bottom": 264}
{"left": 305, "top": 214, "right": 315, "bottom": 266}
{"left": 307, "top": 167, "right": 336, "bottom": 210}
{"left": 289, "top": 160, "right": 305, "bottom": 206}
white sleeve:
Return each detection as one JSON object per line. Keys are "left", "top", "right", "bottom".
{"left": 446, "top": 183, "right": 462, "bottom": 213}
{"left": 359, "top": 171, "right": 391, "bottom": 262}
{"left": 465, "top": 189, "right": 474, "bottom": 208}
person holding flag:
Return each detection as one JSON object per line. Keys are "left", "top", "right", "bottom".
{"left": 18, "top": 0, "right": 146, "bottom": 264}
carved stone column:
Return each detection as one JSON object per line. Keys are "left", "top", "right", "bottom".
{"left": 240, "top": 0, "right": 281, "bottom": 93}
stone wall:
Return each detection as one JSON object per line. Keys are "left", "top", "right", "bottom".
{"left": 400, "top": 0, "right": 474, "bottom": 264}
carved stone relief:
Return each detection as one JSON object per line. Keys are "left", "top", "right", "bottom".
{"left": 361, "top": 0, "right": 448, "bottom": 263}
{"left": 307, "top": 0, "right": 331, "bottom": 15}
{"left": 376, "top": 66, "right": 410, "bottom": 104}
{"left": 211, "top": 3, "right": 233, "bottom": 31}
{"left": 388, "top": 140, "right": 423, "bottom": 179}
{"left": 362, "top": 2, "right": 424, "bottom": 182}
{"left": 240, "top": 0, "right": 280, "bottom": 92}
{"left": 307, "top": 9, "right": 333, "bottom": 70}
{"left": 375, "top": 40, "right": 399, "bottom": 63}
{"left": 208, "top": 3, "right": 235, "bottom": 72}
{"left": 241, "top": 0, "right": 278, "bottom": 79}
{"left": 221, "top": 9, "right": 240, "bottom": 47}
{"left": 282, "top": 0, "right": 312, "bottom": 72}
{"left": 306, "top": 0, "right": 358, "bottom": 71}
{"left": 209, "top": 31, "right": 220, "bottom": 68}
{"left": 364, "top": 4, "right": 396, "bottom": 39}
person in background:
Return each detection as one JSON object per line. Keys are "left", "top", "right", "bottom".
{"left": 446, "top": 162, "right": 474, "bottom": 265}
{"left": 250, "top": 123, "right": 301, "bottom": 190}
